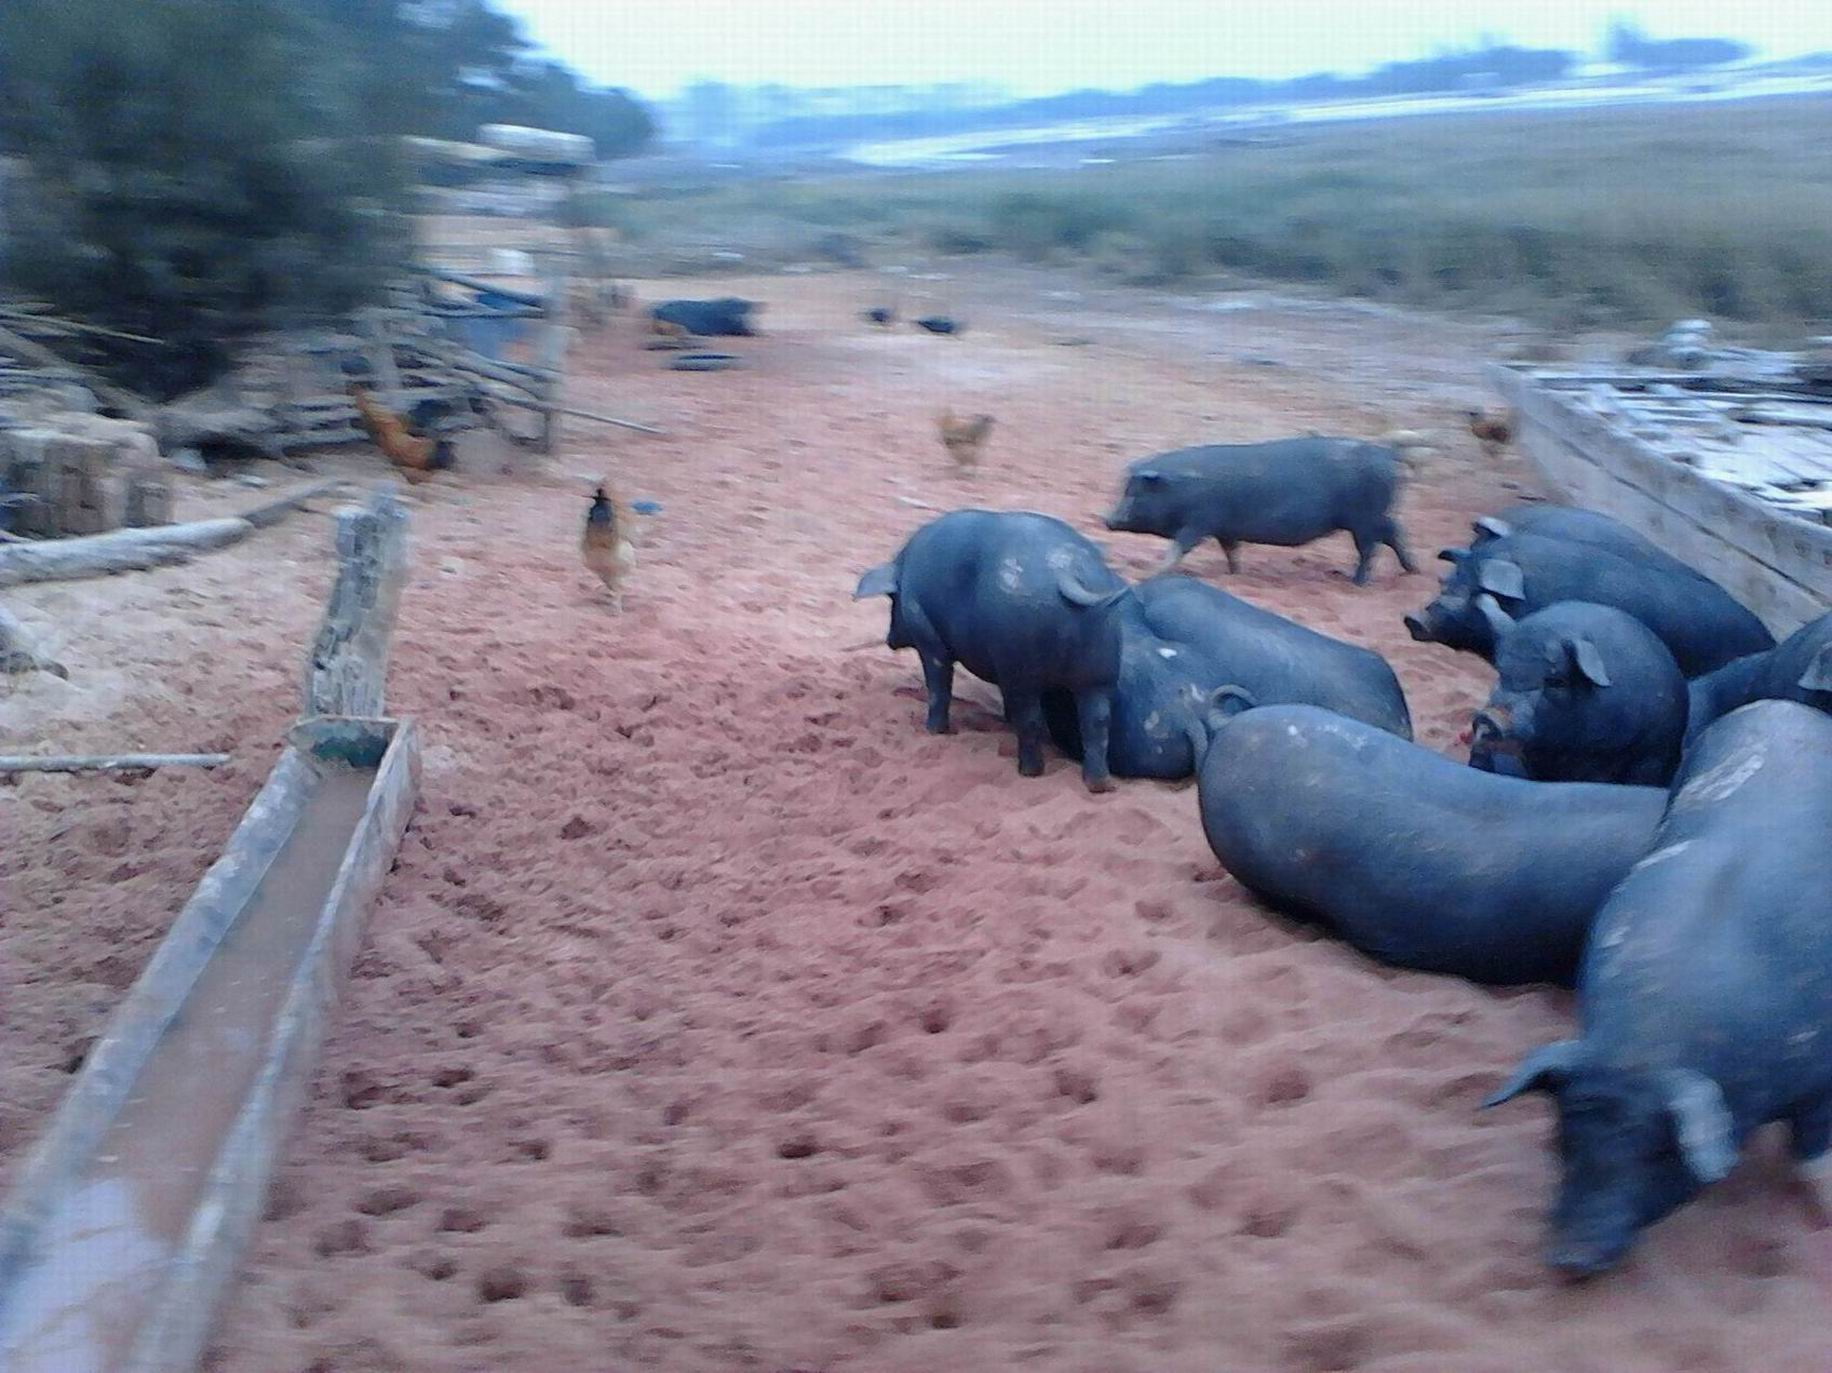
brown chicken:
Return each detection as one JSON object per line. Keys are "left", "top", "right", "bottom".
{"left": 350, "top": 385, "right": 454, "bottom": 485}
{"left": 581, "top": 483, "right": 636, "bottom": 612}
{"left": 1466, "top": 408, "right": 1514, "bottom": 460}
{"left": 937, "top": 411, "right": 994, "bottom": 472}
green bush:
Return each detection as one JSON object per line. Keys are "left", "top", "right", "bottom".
{"left": 0, "top": 0, "right": 409, "bottom": 399}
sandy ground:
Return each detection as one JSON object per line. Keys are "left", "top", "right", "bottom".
{"left": 4, "top": 265, "right": 1829, "bottom": 1372}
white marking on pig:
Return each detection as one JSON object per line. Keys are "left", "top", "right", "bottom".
{"left": 1631, "top": 840, "right": 1694, "bottom": 872}
{"left": 1045, "top": 546, "right": 1075, "bottom": 572}
{"left": 1674, "top": 747, "right": 1765, "bottom": 809}
{"left": 1157, "top": 647, "right": 1179, "bottom": 659}
{"left": 998, "top": 556, "right": 1025, "bottom": 593}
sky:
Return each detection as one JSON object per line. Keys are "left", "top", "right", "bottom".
{"left": 495, "top": 0, "right": 1832, "bottom": 99}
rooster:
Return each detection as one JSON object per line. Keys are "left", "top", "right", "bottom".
{"left": 1466, "top": 408, "right": 1514, "bottom": 461}
{"left": 350, "top": 385, "right": 453, "bottom": 485}
{"left": 581, "top": 483, "right": 636, "bottom": 611}
{"left": 937, "top": 411, "right": 994, "bottom": 472}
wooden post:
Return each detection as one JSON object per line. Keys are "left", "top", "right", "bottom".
{"left": 303, "top": 490, "right": 408, "bottom": 719}
{"left": 537, "top": 270, "right": 572, "bottom": 455}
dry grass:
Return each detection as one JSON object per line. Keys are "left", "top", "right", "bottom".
{"left": 603, "top": 96, "right": 1832, "bottom": 331}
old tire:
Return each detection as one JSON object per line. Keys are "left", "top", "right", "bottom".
{"left": 668, "top": 353, "right": 744, "bottom": 372}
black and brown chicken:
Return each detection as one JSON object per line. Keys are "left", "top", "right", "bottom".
{"left": 581, "top": 483, "right": 636, "bottom": 612}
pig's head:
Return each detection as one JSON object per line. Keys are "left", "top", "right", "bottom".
{"left": 1403, "top": 548, "right": 1526, "bottom": 655}
{"left": 1122, "top": 635, "right": 1216, "bottom": 773}
{"left": 1104, "top": 468, "right": 1181, "bottom": 537}
{"left": 852, "top": 560, "right": 912, "bottom": 650}
{"left": 1469, "top": 598, "right": 1613, "bottom": 768}
{"left": 1484, "top": 1041, "right": 1737, "bottom": 1276}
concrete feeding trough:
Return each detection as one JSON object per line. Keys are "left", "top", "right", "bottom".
{"left": 0, "top": 490, "right": 418, "bottom": 1373}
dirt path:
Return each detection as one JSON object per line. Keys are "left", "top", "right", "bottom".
{"left": 6, "top": 267, "right": 1826, "bottom": 1372}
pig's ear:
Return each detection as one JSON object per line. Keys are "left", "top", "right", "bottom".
{"left": 1134, "top": 469, "right": 1165, "bottom": 486}
{"left": 853, "top": 563, "right": 898, "bottom": 599}
{"left": 1474, "top": 593, "right": 1515, "bottom": 643}
{"left": 1437, "top": 546, "right": 1469, "bottom": 564}
{"left": 1798, "top": 643, "right": 1832, "bottom": 693}
{"left": 1661, "top": 1069, "right": 1736, "bottom": 1184}
{"left": 1481, "top": 1040, "right": 1582, "bottom": 1108}
{"left": 1472, "top": 515, "right": 1512, "bottom": 543}
{"left": 1565, "top": 636, "right": 1612, "bottom": 688}
{"left": 1207, "top": 684, "right": 1258, "bottom": 718}
{"left": 1476, "top": 558, "right": 1526, "bottom": 601}
{"left": 1201, "top": 684, "right": 1257, "bottom": 741}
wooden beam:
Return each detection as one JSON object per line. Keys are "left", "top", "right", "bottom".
{"left": 0, "top": 752, "right": 230, "bottom": 774}
{"left": 0, "top": 479, "right": 340, "bottom": 587}
{"left": 544, "top": 403, "right": 663, "bottom": 436}
{"left": 406, "top": 266, "right": 546, "bottom": 308}
{"left": 0, "top": 517, "right": 252, "bottom": 587}
{"left": 0, "top": 324, "right": 153, "bottom": 420}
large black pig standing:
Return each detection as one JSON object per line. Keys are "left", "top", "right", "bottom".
{"left": 1102, "top": 436, "right": 1416, "bottom": 585}
{"left": 1485, "top": 700, "right": 1832, "bottom": 1276}
{"left": 853, "top": 510, "right": 1130, "bottom": 792}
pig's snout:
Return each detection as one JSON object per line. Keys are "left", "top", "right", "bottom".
{"left": 1403, "top": 611, "right": 1434, "bottom": 642}
{"left": 1101, "top": 507, "right": 1125, "bottom": 531}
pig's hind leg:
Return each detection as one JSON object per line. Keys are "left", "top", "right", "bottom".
{"left": 1074, "top": 689, "right": 1117, "bottom": 794}
{"left": 1005, "top": 690, "right": 1049, "bottom": 777}
{"left": 1215, "top": 537, "right": 1242, "bottom": 574}
{"left": 918, "top": 652, "right": 956, "bottom": 734}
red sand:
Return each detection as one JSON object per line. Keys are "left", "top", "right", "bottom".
{"left": 6, "top": 267, "right": 1829, "bottom": 1372}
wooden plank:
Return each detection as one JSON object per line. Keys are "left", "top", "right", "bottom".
{"left": 0, "top": 324, "right": 152, "bottom": 420}
{"left": 0, "top": 753, "right": 229, "bottom": 774}
{"left": 1496, "top": 365, "right": 1832, "bottom": 635}
{"left": 0, "top": 518, "right": 253, "bottom": 588}
{"left": 406, "top": 266, "right": 546, "bottom": 308}
{"left": 1516, "top": 420, "right": 1828, "bottom": 631}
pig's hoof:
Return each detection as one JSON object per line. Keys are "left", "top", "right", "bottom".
{"left": 1018, "top": 757, "right": 1045, "bottom": 778}
{"left": 1084, "top": 775, "right": 1117, "bottom": 795}
{"left": 924, "top": 720, "right": 954, "bottom": 735}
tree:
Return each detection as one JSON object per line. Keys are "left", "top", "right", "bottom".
{"left": 0, "top": 0, "right": 411, "bottom": 398}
